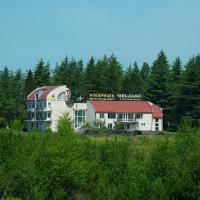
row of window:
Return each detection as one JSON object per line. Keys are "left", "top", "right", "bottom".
{"left": 27, "top": 102, "right": 51, "bottom": 110}
{"left": 27, "top": 112, "right": 51, "bottom": 120}
{"left": 99, "top": 113, "right": 143, "bottom": 120}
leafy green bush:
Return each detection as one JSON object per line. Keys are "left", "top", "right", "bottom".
{"left": 11, "top": 119, "right": 24, "bottom": 131}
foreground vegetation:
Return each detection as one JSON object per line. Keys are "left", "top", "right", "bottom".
{"left": 0, "top": 120, "right": 200, "bottom": 199}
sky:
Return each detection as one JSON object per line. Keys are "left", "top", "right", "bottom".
{"left": 0, "top": 0, "right": 200, "bottom": 71}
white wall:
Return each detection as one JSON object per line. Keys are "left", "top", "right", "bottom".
{"left": 47, "top": 86, "right": 87, "bottom": 131}
{"left": 86, "top": 101, "right": 96, "bottom": 125}
{"left": 47, "top": 86, "right": 68, "bottom": 131}
{"left": 96, "top": 113, "right": 116, "bottom": 128}
{"left": 50, "top": 101, "right": 68, "bottom": 131}
{"left": 136, "top": 113, "right": 153, "bottom": 131}
{"left": 69, "top": 103, "right": 87, "bottom": 130}
{"left": 95, "top": 112, "right": 154, "bottom": 131}
{"left": 152, "top": 118, "right": 163, "bottom": 131}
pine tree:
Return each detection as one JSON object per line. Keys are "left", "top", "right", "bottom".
{"left": 34, "top": 59, "right": 50, "bottom": 87}
{"left": 141, "top": 62, "right": 150, "bottom": 82}
{"left": 24, "top": 70, "right": 36, "bottom": 96}
{"left": 84, "top": 56, "right": 97, "bottom": 94}
{"left": 145, "top": 50, "right": 170, "bottom": 129}
{"left": 122, "top": 62, "right": 142, "bottom": 94}
{"left": 0, "top": 67, "right": 16, "bottom": 125}
{"left": 53, "top": 57, "right": 68, "bottom": 85}
{"left": 106, "top": 55, "right": 123, "bottom": 94}
{"left": 95, "top": 55, "right": 109, "bottom": 93}
{"left": 168, "top": 57, "right": 182, "bottom": 130}
{"left": 12, "top": 69, "right": 25, "bottom": 120}
{"left": 140, "top": 62, "right": 150, "bottom": 96}
{"left": 122, "top": 65, "right": 133, "bottom": 94}
{"left": 179, "top": 55, "right": 200, "bottom": 127}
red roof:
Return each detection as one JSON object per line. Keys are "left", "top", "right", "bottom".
{"left": 151, "top": 104, "right": 163, "bottom": 118}
{"left": 27, "top": 86, "right": 57, "bottom": 100}
{"left": 90, "top": 100, "right": 163, "bottom": 118}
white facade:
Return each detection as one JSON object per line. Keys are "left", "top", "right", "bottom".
{"left": 87, "top": 101, "right": 163, "bottom": 132}
{"left": 25, "top": 86, "right": 163, "bottom": 132}
{"left": 25, "top": 85, "right": 87, "bottom": 132}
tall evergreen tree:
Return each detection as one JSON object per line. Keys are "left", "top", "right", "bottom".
{"left": 12, "top": 69, "right": 25, "bottom": 120}
{"left": 122, "top": 62, "right": 142, "bottom": 94}
{"left": 140, "top": 62, "right": 150, "bottom": 97}
{"left": 106, "top": 55, "right": 123, "bottom": 94}
{"left": 179, "top": 55, "right": 200, "bottom": 127}
{"left": 34, "top": 59, "right": 50, "bottom": 87}
{"left": 168, "top": 57, "right": 182, "bottom": 130}
{"left": 145, "top": 50, "right": 170, "bottom": 129}
{"left": 0, "top": 67, "right": 16, "bottom": 125}
{"left": 24, "top": 70, "right": 36, "bottom": 96}
{"left": 94, "top": 56, "right": 109, "bottom": 93}
{"left": 122, "top": 65, "right": 133, "bottom": 94}
{"left": 141, "top": 62, "right": 150, "bottom": 81}
{"left": 53, "top": 57, "right": 68, "bottom": 85}
{"left": 84, "top": 56, "right": 97, "bottom": 94}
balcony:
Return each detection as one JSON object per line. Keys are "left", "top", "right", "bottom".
{"left": 26, "top": 108, "right": 35, "bottom": 112}
{"left": 26, "top": 107, "right": 52, "bottom": 112}
{"left": 24, "top": 118, "right": 52, "bottom": 122}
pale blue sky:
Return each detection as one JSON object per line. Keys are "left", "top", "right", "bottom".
{"left": 0, "top": 0, "right": 200, "bottom": 70}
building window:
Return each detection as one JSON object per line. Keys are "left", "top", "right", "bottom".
{"left": 48, "top": 112, "right": 51, "bottom": 118}
{"left": 155, "top": 119, "right": 159, "bottom": 130}
{"left": 119, "top": 113, "right": 134, "bottom": 122}
{"left": 100, "top": 113, "right": 104, "bottom": 118}
{"left": 39, "top": 103, "right": 43, "bottom": 110}
{"left": 135, "top": 113, "right": 143, "bottom": 119}
{"left": 125, "top": 124, "right": 130, "bottom": 130}
{"left": 128, "top": 114, "right": 134, "bottom": 121}
{"left": 119, "top": 113, "right": 125, "bottom": 121}
{"left": 28, "top": 103, "right": 31, "bottom": 109}
{"left": 75, "top": 110, "right": 85, "bottom": 128}
{"left": 57, "top": 92, "right": 65, "bottom": 101}
{"left": 108, "top": 123, "right": 112, "bottom": 129}
{"left": 108, "top": 113, "right": 116, "bottom": 119}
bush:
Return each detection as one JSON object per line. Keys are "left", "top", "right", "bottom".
{"left": 57, "top": 113, "right": 73, "bottom": 134}
{"left": 11, "top": 119, "right": 24, "bottom": 131}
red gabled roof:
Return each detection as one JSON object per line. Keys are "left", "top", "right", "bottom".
{"left": 90, "top": 100, "right": 163, "bottom": 118}
{"left": 27, "top": 86, "right": 57, "bottom": 100}
{"left": 151, "top": 104, "right": 163, "bottom": 118}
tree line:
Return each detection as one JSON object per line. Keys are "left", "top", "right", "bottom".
{"left": 0, "top": 50, "right": 199, "bottom": 130}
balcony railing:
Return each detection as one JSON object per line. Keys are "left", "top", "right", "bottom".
{"left": 24, "top": 118, "right": 52, "bottom": 121}
{"left": 118, "top": 118, "right": 134, "bottom": 122}
{"left": 26, "top": 107, "right": 51, "bottom": 112}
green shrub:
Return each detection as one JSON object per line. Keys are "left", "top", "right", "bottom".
{"left": 11, "top": 119, "right": 24, "bottom": 131}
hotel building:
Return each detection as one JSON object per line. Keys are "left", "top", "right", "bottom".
{"left": 25, "top": 85, "right": 86, "bottom": 132}
{"left": 25, "top": 85, "right": 163, "bottom": 132}
{"left": 87, "top": 100, "right": 163, "bottom": 131}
